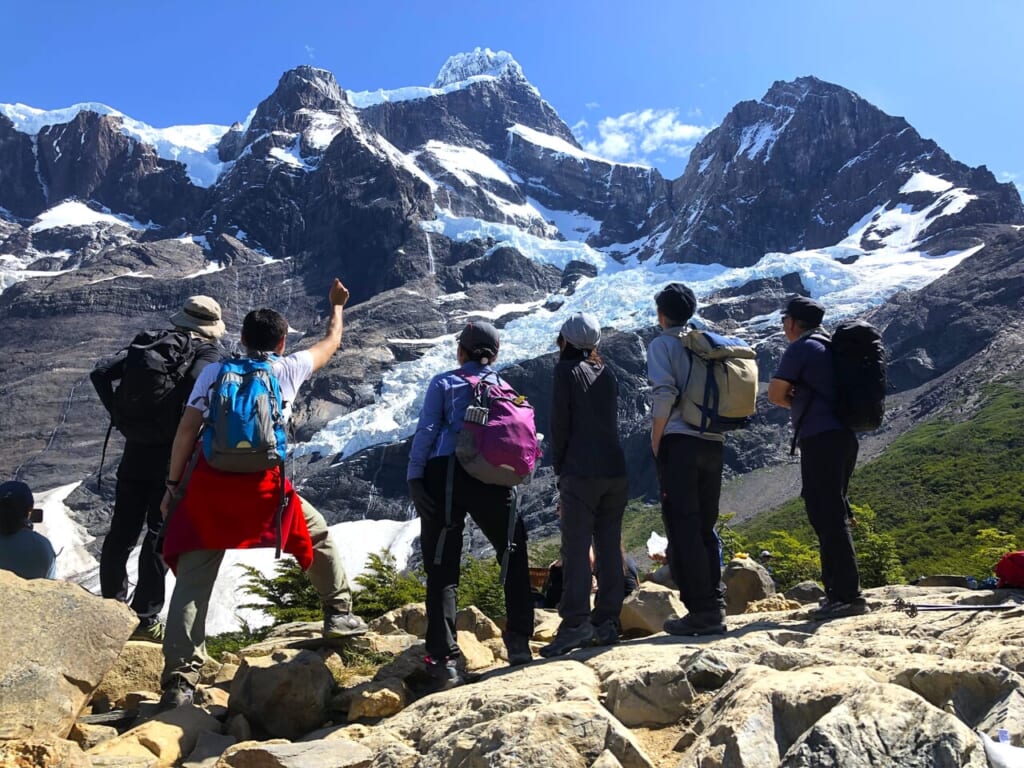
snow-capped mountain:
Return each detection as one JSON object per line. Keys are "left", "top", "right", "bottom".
{"left": 1, "top": 50, "right": 1022, "bottom": 606}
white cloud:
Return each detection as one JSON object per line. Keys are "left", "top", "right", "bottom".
{"left": 571, "top": 118, "right": 589, "bottom": 138}
{"left": 579, "top": 108, "right": 713, "bottom": 169}
{"left": 305, "top": 44, "right": 315, "bottom": 60}
{"left": 585, "top": 101, "right": 600, "bottom": 110}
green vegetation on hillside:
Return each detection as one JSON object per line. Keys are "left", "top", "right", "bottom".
{"left": 739, "top": 381, "right": 1024, "bottom": 580}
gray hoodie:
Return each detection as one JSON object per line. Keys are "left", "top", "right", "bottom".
{"left": 646, "top": 326, "right": 725, "bottom": 443}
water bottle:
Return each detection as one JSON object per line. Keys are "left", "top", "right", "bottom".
{"left": 998, "top": 728, "right": 1010, "bottom": 744}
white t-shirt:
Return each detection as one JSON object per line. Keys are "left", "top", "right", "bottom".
{"left": 187, "top": 351, "right": 315, "bottom": 423}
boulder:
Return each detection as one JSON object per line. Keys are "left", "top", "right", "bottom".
{"left": 454, "top": 605, "right": 502, "bottom": 641}
{"left": 68, "top": 721, "right": 119, "bottom": 750}
{"left": 368, "top": 603, "right": 428, "bottom": 637}
{"left": 229, "top": 649, "right": 335, "bottom": 739}
{"left": 215, "top": 739, "right": 373, "bottom": 767}
{"left": 745, "top": 595, "right": 802, "bottom": 613}
{"left": 784, "top": 580, "right": 826, "bottom": 603}
{"left": 348, "top": 631, "right": 419, "bottom": 656}
{"left": 913, "top": 575, "right": 976, "bottom": 588}
{"left": 647, "top": 564, "right": 676, "bottom": 589}
{"left": 619, "top": 583, "right": 685, "bottom": 635}
{"left": 86, "top": 704, "right": 223, "bottom": 767}
{"left": 0, "top": 738, "right": 91, "bottom": 768}
{"left": 346, "top": 678, "right": 409, "bottom": 720}
{"left": 183, "top": 731, "right": 237, "bottom": 768}
{"left": 91, "top": 641, "right": 165, "bottom": 711}
{"left": 417, "top": 698, "right": 654, "bottom": 767}
{"left": 0, "top": 571, "right": 137, "bottom": 740}
{"left": 455, "top": 630, "right": 496, "bottom": 671}
{"left": 722, "top": 556, "right": 776, "bottom": 615}
{"left": 676, "top": 664, "right": 989, "bottom": 767}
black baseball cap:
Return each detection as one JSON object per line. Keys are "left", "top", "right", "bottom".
{"left": 0, "top": 481, "right": 35, "bottom": 514}
{"left": 783, "top": 296, "right": 825, "bottom": 327}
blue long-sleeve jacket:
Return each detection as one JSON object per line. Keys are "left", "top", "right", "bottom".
{"left": 406, "top": 361, "right": 497, "bottom": 480}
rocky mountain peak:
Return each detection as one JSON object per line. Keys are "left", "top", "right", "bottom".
{"left": 245, "top": 65, "right": 347, "bottom": 137}
{"left": 761, "top": 75, "right": 846, "bottom": 109}
{"left": 431, "top": 47, "right": 526, "bottom": 88}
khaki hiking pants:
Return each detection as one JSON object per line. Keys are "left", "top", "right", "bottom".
{"left": 161, "top": 496, "right": 352, "bottom": 687}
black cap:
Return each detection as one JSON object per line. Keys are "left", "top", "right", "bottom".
{"left": 783, "top": 296, "right": 825, "bottom": 327}
{"left": 0, "top": 481, "right": 34, "bottom": 514}
{"left": 457, "top": 321, "right": 500, "bottom": 360}
{"left": 655, "top": 283, "right": 697, "bottom": 324}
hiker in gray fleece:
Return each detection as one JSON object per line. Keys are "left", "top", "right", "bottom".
{"left": 647, "top": 283, "right": 727, "bottom": 637}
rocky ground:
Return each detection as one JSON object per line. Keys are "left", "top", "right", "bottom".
{"left": 3, "top": 564, "right": 1024, "bottom": 767}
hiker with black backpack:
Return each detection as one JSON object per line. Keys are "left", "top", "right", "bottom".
{"left": 156, "top": 278, "right": 367, "bottom": 709}
{"left": 648, "top": 283, "right": 758, "bottom": 637}
{"left": 768, "top": 296, "right": 882, "bottom": 620}
{"left": 407, "top": 321, "right": 540, "bottom": 691}
{"left": 539, "top": 312, "right": 629, "bottom": 657}
{"left": 90, "top": 295, "right": 225, "bottom": 641}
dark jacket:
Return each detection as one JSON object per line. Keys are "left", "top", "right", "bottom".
{"left": 550, "top": 348, "right": 627, "bottom": 478}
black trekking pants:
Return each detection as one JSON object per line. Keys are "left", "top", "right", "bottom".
{"left": 800, "top": 428, "right": 861, "bottom": 603}
{"left": 99, "top": 441, "right": 171, "bottom": 622}
{"left": 558, "top": 474, "right": 629, "bottom": 629}
{"left": 657, "top": 434, "right": 726, "bottom": 615}
{"left": 419, "top": 456, "right": 534, "bottom": 660}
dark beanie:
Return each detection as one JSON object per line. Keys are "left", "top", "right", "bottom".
{"left": 783, "top": 296, "right": 825, "bottom": 327}
{"left": 457, "top": 321, "right": 500, "bottom": 360}
{"left": 655, "top": 283, "right": 697, "bottom": 324}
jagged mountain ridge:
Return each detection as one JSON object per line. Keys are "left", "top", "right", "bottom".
{"left": 0, "top": 51, "right": 1022, "bottom": 567}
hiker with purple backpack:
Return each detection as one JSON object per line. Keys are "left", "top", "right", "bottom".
{"left": 407, "top": 321, "right": 541, "bottom": 691}
{"left": 540, "top": 313, "right": 629, "bottom": 657}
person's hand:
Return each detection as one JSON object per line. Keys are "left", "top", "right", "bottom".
{"left": 160, "top": 488, "right": 172, "bottom": 519}
{"left": 651, "top": 433, "right": 660, "bottom": 458}
{"left": 407, "top": 478, "right": 435, "bottom": 519}
{"left": 329, "top": 278, "right": 350, "bottom": 307}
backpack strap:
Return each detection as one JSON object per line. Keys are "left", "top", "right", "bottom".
{"left": 432, "top": 455, "right": 458, "bottom": 566}
{"left": 499, "top": 486, "right": 520, "bottom": 585}
{"left": 97, "top": 421, "right": 113, "bottom": 492}
{"left": 788, "top": 330, "right": 830, "bottom": 455}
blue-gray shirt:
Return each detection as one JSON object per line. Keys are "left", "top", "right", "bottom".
{"left": 773, "top": 331, "right": 845, "bottom": 439}
{"left": 646, "top": 327, "right": 725, "bottom": 443}
{"left": 407, "top": 361, "right": 500, "bottom": 480}
{"left": 0, "top": 526, "right": 57, "bottom": 579}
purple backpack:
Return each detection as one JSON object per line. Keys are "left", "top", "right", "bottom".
{"left": 455, "top": 372, "right": 542, "bottom": 486}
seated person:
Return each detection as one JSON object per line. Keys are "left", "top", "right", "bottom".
{"left": 0, "top": 481, "right": 56, "bottom": 579}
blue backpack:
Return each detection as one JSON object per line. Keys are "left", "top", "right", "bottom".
{"left": 202, "top": 357, "right": 288, "bottom": 473}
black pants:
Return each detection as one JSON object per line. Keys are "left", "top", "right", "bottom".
{"left": 657, "top": 434, "right": 726, "bottom": 614}
{"left": 800, "top": 428, "right": 861, "bottom": 603}
{"left": 420, "top": 456, "right": 534, "bottom": 660}
{"left": 558, "top": 474, "right": 629, "bottom": 628}
{"left": 99, "top": 441, "right": 171, "bottom": 622}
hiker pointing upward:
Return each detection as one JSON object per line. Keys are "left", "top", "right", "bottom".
{"left": 157, "top": 278, "right": 366, "bottom": 710}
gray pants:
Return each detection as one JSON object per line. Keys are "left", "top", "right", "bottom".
{"left": 161, "top": 496, "right": 352, "bottom": 687}
{"left": 558, "top": 474, "right": 629, "bottom": 629}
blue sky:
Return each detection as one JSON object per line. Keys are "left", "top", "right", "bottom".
{"left": 2, "top": 1, "right": 1021, "bottom": 191}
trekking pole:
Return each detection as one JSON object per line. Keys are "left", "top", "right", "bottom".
{"left": 893, "top": 598, "right": 1019, "bottom": 618}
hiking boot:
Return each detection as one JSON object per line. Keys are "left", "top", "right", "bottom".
{"left": 663, "top": 611, "right": 727, "bottom": 637}
{"left": 504, "top": 632, "right": 533, "bottom": 666}
{"left": 158, "top": 677, "right": 195, "bottom": 710}
{"left": 539, "top": 622, "right": 595, "bottom": 658}
{"left": 323, "top": 610, "right": 369, "bottom": 638}
{"left": 130, "top": 619, "right": 165, "bottom": 643}
{"left": 812, "top": 597, "right": 869, "bottom": 620}
{"left": 592, "top": 619, "right": 620, "bottom": 647}
{"left": 424, "top": 655, "right": 465, "bottom": 692}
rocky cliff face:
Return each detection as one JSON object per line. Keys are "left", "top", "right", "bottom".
{"left": 663, "top": 76, "right": 1023, "bottom": 266}
{"left": 1, "top": 57, "right": 1022, "bottom": 564}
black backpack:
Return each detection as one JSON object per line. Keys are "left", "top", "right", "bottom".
{"left": 830, "top": 320, "right": 887, "bottom": 432}
{"left": 111, "top": 329, "right": 199, "bottom": 444}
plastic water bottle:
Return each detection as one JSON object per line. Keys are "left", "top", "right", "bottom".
{"left": 998, "top": 728, "right": 1010, "bottom": 744}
